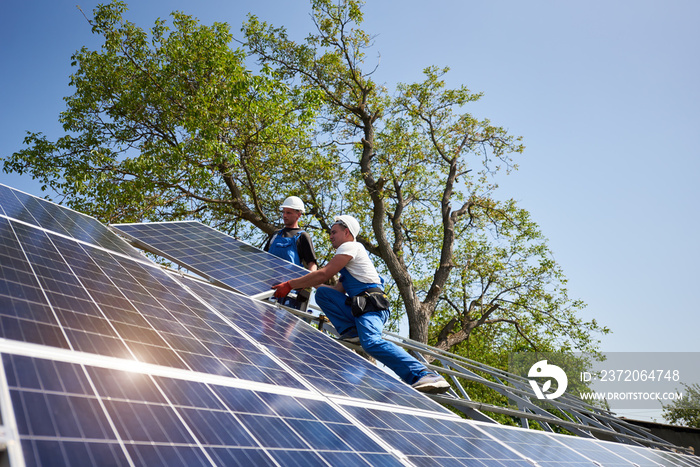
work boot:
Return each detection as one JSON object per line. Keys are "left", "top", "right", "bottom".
{"left": 412, "top": 373, "right": 450, "bottom": 394}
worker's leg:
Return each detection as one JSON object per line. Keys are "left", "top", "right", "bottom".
{"left": 355, "top": 309, "right": 428, "bottom": 385}
{"left": 314, "top": 286, "right": 356, "bottom": 337}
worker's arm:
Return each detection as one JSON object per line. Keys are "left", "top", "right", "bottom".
{"left": 272, "top": 254, "right": 351, "bottom": 297}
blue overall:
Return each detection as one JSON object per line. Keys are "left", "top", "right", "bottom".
{"left": 315, "top": 268, "right": 429, "bottom": 385}
{"left": 269, "top": 231, "right": 306, "bottom": 309}
{"left": 268, "top": 231, "right": 303, "bottom": 267}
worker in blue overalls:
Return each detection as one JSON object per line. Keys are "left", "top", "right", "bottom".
{"left": 271, "top": 215, "right": 451, "bottom": 394}
{"left": 264, "top": 196, "right": 318, "bottom": 309}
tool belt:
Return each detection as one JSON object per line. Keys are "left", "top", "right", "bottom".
{"left": 345, "top": 287, "right": 390, "bottom": 317}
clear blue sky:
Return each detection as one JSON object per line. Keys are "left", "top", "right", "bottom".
{"left": 2, "top": 0, "right": 698, "bottom": 364}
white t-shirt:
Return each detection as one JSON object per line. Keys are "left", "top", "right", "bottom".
{"left": 335, "top": 241, "right": 381, "bottom": 285}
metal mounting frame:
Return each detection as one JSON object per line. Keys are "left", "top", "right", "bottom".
{"left": 271, "top": 300, "right": 690, "bottom": 455}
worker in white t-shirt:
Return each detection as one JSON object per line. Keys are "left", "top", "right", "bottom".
{"left": 272, "top": 215, "right": 450, "bottom": 394}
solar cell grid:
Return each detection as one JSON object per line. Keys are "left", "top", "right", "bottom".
{"left": 600, "top": 442, "right": 700, "bottom": 467}
{"left": 539, "top": 433, "right": 655, "bottom": 466}
{"left": 0, "top": 183, "right": 140, "bottom": 258}
{"left": 19, "top": 221, "right": 187, "bottom": 365}
{"left": 0, "top": 184, "right": 44, "bottom": 227}
{"left": 0, "top": 218, "right": 72, "bottom": 350}
{"left": 99, "top": 262, "right": 309, "bottom": 387}
{"left": 2, "top": 353, "right": 413, "bottom": 467}
{"left": 181, "top": 274, "right": 449, "bottom": 412}
{"left": 22, "top": 440, "right": 132, "bottom": 467}
{"left": 483, "top": 425, "right": 692, "bottom": 466}
{"left": 478, "top": 423, "right": 649, "bottom": 466}
{"left": 1, "top": 216, "right": 319, "bottom": 387}
{"left": 4, "top": 184, "right": 700, "bottom": 467}
{"left": 112, "top": 221, "right": 308, "bottom": 296}
{"left": 344, "top": 406, "right": 534, "bottom": 466}
{"left": 3, "top": 354, "right": 133, "bottom": 466}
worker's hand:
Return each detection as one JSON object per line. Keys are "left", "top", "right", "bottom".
{"left": 272, "top": 281, "right": 292, "bottom": 299}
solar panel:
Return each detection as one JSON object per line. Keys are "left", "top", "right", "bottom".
{"left": 532, "top": 431, "right": 700, "bottom": 467}
{"left": 2, "top": 217, "right": 275, "bottom": 380}
{"left": 1, "top": 352, "right": 409, "bottom": 466}
{"left": 1, "top": 183, "right": 699, "bottom": 466}
{"left": 0, "top": 184, "right": 140, "bottom": 259}
{"left": 344, "top": 406, "right": 536, "bottom": 466}
{"left": 179, "top": 275, "right": 446, "bottom": 411}
{"left": 112, "top": 221, "right": 308, "bottom": 297}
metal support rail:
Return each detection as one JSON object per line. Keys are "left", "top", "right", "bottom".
{"left": 267, "top": 299, "right": 689, "bottom": 454}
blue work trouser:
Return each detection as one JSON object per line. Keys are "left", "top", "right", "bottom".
{"left": 315, "top": 286, "right": 428, "bottom": 385}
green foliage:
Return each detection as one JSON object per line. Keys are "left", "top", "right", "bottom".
{"left": 5, "top": 1, "right": 335, "bottom": 238}
{"left": 663, "top": 383, "right": 700, "bottom": 427}
{"left": 426, "top": 200, "right": 607, "bottom": 355}
{"left": 3, "top": 0, "right": 609, "bottom": 359}
{"left": 243, "top": 0, "right": 608, "bottom": 353}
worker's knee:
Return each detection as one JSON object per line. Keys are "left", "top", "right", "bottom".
{"left": 314, "top": 286, "right": 331, "bottom": 305}
{"left": 315, "top": 286, "right": 342, "bottom": 309}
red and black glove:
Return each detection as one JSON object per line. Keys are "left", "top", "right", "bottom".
{"left": 271, "top": 281, "right": 293, "bottom": 299}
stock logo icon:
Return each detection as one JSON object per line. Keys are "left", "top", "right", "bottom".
{"left": 528, "top": 360, "right": 568, "bottom": 400}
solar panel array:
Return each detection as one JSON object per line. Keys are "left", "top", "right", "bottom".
{"left": 1, "top": 183, "right": 699, "bottom": 466}
{"left": 112, "top": 221, "right": 308, "bottom": 297}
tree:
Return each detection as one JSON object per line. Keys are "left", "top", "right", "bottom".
{"left": 5, "top": 1, "right": 337, "bottom": 239}
{"left": 663, "top": 383, "right": 700, "bottom": 428}
{"left": 3, "top": 0, "right": 608, "bottom": 356}
{"left": 242, "top": 0, "right": 608, "bottom": 352}
{"left": 428, "top": 201, "right": 602, "bottom": 353}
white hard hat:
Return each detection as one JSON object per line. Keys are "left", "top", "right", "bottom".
{"left": 280, "top": 196, "right": 305, "bottom": 213}
{"left": 333, "top": 215, "right": 360, "bottom": 240}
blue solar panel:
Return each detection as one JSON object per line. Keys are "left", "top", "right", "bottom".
{"left": 3, "top": 183, "right": 700, "bottom": 466}
{"left": 0, "top": 183, "right": 140, "bottom": 258}
{"left": 112, "top": 221, "right": 308, "bottom": 296}
{"left": 4, "top": 189, "right": 441, "bottom": 417}
{"left": 2, "top": 353, "right": 408, "bottom": 466}
{"left": 589, "top": 440, "right": 700, "bottom": 467}
{"left": 475, "top": 424, "right": 599, "bottom": 466}
{"left": 345, "top": 406, "right": 535, "bottom": 466}
{"left": 477, "top": 423, "right": 700, "bottom": 467}
{"left": 2, "top": 205, "right": 451, "bottom": 410}
{"left": 532, "top": 435, "right": 637, "bottom": 467}
{"left": 0, "top": 217, "right": 72, "bottom": 349}
{"left": 181, "top": 275, "right": 448, "bottom": 412}
{"left": 1, "top": 216, "right": 314, "bottom": 387}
